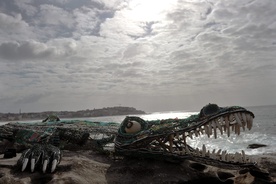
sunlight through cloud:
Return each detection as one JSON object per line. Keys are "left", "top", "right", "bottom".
{"left": 127, "top": 0, "right": 177, "bottom": 21}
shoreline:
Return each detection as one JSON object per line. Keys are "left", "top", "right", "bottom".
{"left": 0, "top": 106, "right": 146, "bottom": 122}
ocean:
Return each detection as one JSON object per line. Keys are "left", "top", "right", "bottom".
{"left": 1, "top": 105, "right": 275, "bottom": 156}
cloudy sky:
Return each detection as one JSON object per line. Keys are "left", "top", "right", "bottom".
{"left": 0, "top": 0, "right": 275, "bottom": 113}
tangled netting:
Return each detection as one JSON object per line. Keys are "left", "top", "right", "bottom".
{"left": 1, "top": 120, "right": 119, "bottom": 148}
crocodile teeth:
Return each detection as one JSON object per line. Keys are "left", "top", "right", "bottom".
{"left": 199, "top": 127, "right": 204, "bottom": 134}
{"left": 168, "top": 112, "right": 254, "bottom": 164}
{"left": 188, "top": 112, "right": 253, "bottom": 140}
{"left": 206, "top": 150, "right": 210, "bottom": 157}
{"left": 181, "top": 148, "right": 186, "bottom": 155}
{"left": 238, "top": 113, "right": 246, "bottom": 131}
{"left": 242, "top": 150, "right": 246, "bottom": 162}
{"left": 210, "top": 149, "right": 216, "bottom": 159}
{"left": 178, "top": 144, "right": 253, "bottom": 163}
{"left": 183, "top": 134, "right": 186, "bottom": 144}
{"left": 216, "top": 121, "right": 223, "bottom": 135}
{"left": 208, "top": 124, "right": 213, "bottom": 135}
{"left": 216, "top": 149, "right": 222, "bottom": 155}
{"left": 43, "top": 160, "right": 48, "bottom": 173}
{"left": 31, "top": 158, "right": 35, "bottom": 172}
{"left": 234, "top": 152, "right": 241, "bottom": 162}
{"left": 175, "top": 132, "right": 180, "bottom": 140}
{"left": 189, "top": 131, "right": 193, "bottom": 139}
{"left": 196, "top": 148, "right": 200, "bottom": 156}
{"left": 235, "top": 124, "right": 241, "bottom": 135}
{"left": 246, "top": 114, "right": 253, "bottom": 130}
{"left": 234, "top": 113, "right": 243, "bottom": 127}
{"left": 169, "top": 134, "right": 174, "bottom": 152}
{"left": 204, "top": 125, "right": 210, "bottom": 137}
{"left": 22, "top": 158, "right": 29, "bottom": 171}
{"left": 229, "top": 114, "right": 234, "bottom": 121}
{"left": 225, "top": 116, "right": 230, "bottom": 137}
{"left": 185, "top": 146, "right": 191, "bottom": 154}
{"left": 212, "top": 121, "right": 217, "bottom": 139}
{"left": 202, "top": 112, "right": 253, "bottom": 139}
{"left": 202, "top": 144, "right": 206, "bottom": 157}
{"left": 241, "top": 113, "right": 247, "bottom": 130}
{"left": 221, "top": 151, "right": 227, "bottom": 161}
{"left": 194, "top": 129, "right": 199, "bottom": 137}
{"left": 232, "top": 124, "right": 235, "bottom": 132}
{"left": 51, "top": 159, "right": 58, "bottom": 173}
{"left": 225, "top": 154, "right": 230, "bottom": 162}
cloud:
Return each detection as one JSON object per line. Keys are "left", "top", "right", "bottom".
{"left": 0, "top": 41, "right": 54, "bottom": 60}
{"left": 73, "top": 6, "right": 115, "bottom": 37}
{"left": 0, "top": 12, "right": 34, "bottom": 41}
{"left": 0, "top": 13, "right": 26, "bottom": 30}
{"left": 36, "top": 4, "right": 75, "bottom": 27}
{"left": 13, "top": 0, "right": 38, "bottom": 17}
{"left": 0, "top": 0, "right": 275, "bottom": 112}
{"left": 15, "top": 93, "right": 49, "bottom": 105}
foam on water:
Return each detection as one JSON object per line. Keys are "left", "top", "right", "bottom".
{"left": 187, "top": 130, "right": 276, "bottom": 155}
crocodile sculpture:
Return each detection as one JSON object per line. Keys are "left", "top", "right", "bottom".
{"left": 0, "top": 104, "right": 256, "bottom": 173}
{"left": 0, "top": 119, "right": 119, "bottom": 173}
{"left": 115, "top": 103, "right": 255, "bottom": 169}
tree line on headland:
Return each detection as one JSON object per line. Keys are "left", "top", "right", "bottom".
{"left": 0, "top": 106, "right": 146, "bottom": 122}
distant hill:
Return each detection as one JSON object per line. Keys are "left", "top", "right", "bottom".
{"left": 0, "top": 106, "right": 146, "bottom": 122}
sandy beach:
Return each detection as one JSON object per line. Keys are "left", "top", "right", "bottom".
{"left": 0, "top": 150, "right": 275, "bottom": 184}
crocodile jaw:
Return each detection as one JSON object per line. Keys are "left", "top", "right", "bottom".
{"left": 166, "top": 111, "right": 254, "bottom": 163}
{"left": 116, "top": 110, "right": 254, "bottom": 165}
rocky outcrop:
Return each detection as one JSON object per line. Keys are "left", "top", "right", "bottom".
{"left": 248, "top": 144, "right": 267, "bottom": 149}
{"left": 0, "top": 151, "right": 275, "bottom": 184}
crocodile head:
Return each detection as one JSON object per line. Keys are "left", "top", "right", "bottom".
{"left": 115, "top": 104, "right": 255, "bottom": 168}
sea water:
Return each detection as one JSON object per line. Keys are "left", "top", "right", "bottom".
{"left": 1, "top": 105, "right": 275, "bottom": 156}
{"left": 186, "top": 105, "right": 276, "bottom": 156}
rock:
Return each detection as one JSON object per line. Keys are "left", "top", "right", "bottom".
{"left": 248, "top": 144, "right": 267, "bottom": 149}
{"left": 0, "top": 151, "right": 275, "bottom": 184}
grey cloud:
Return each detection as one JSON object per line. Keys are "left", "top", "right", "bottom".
{"left": 170, "top": 50, "right": 192, "bottom": 61}
{"left": 0, "top": 41, "right": 54, "bottom": 60}
{"left": 122, "top": 43, "right": 150, "bottom": 58}
{"left": 0, "top": 38, "right": 84, "bottom": 61}
{"left": 166, "top": 1, "right": 211, "bottom": 28}
{"left": 8, "top": 0, "right": 116, "bottom": 41}
{"left": 36, "top": 4, "right": 75, "bottom": 28}
{"left": 127, "top": 21, "right": 158, "bottom": 40}
{"left": 97, "top": 82, "right": 116, "bottom": 90}
{"left": 0, "top": 0, "right": 276, "bottom": 112}
{"left": 0, "top": 13, "right": 32, "bottom": 38}
{"left": 73, "top": 6, "right": 115, "bottom": 37}
{"left": 102, "top": 61, "right": 144, "bottom": 71}
{"left": 15, "top": 93, "right": 49, "bottom": 105}
{"left": 59, "top": 0, "right": 94, "bottom": 7}
{"left": 13, "top": 0, "right": 38, "bottom": 17}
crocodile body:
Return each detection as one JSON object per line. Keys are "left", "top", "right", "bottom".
{"left": 0, "top": 104, "right": 256, "bottom": 173}
{"left": 0, "top": 120, "right": 118, "bottom": 152}
{"left": 0, "top": 119, "right": 119, "bottom": 172}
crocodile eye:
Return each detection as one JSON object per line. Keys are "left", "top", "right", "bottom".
{"left": 201, "top": 104, "right": 219, "bottom": 116}
{"left": 124, "top": 120, "right": 142, "bottom": 134}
